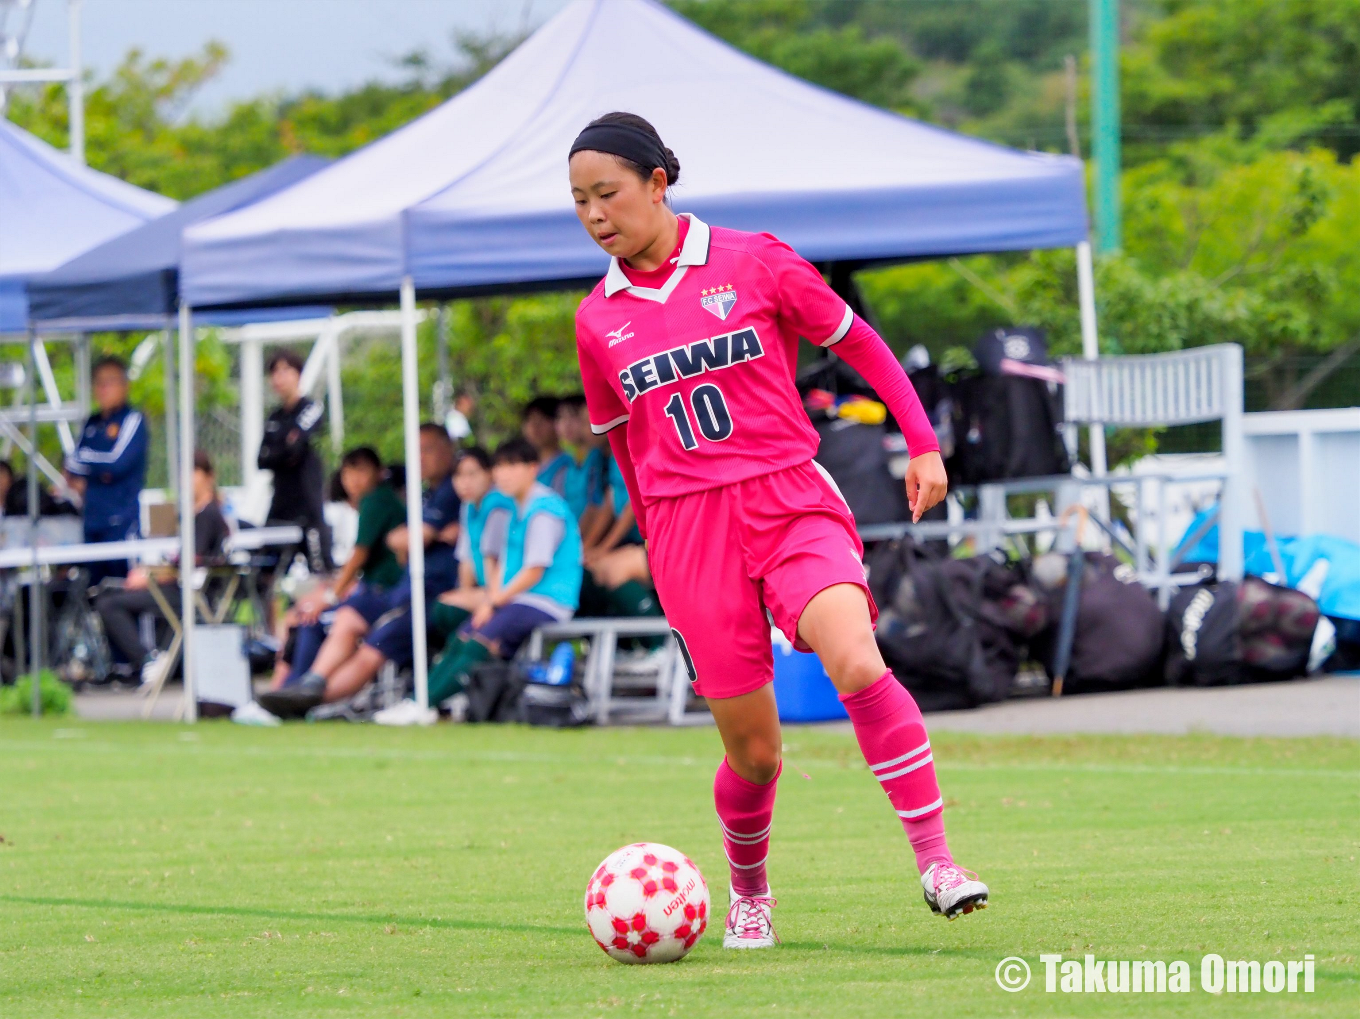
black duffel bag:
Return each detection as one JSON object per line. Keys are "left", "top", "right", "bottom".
{"left": 866, "top": 539, "right": 1018, "bottom": 709}
{"left": 1026, "top": 552, "right": 1165, "bottom": 692}
{"left": 1165, "top": 576, "right": 1319, "bottom": 686}
{"left": 519, "top": 680, "right": 592, "bottom": 728}
{"left": 464, "top": 661, "right": 526, "bottom": 723}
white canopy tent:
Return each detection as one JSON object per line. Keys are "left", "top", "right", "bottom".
{"left": 176, "top": 0, "right": 1097, "bottom": 718}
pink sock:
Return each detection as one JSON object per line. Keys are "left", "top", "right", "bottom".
{"left": 713, "top": 757, "right": 780, "bottom": 896}
{"left": 840, "top": 671, "right": 954, "bottom": 874}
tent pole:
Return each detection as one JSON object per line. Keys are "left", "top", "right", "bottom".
{"left": 434, "top": 304, "right": 450, "bottom": 423}
{"left": 27, "top": 330, "right": 42, "bottom": 717}
{"left": 1076, "top": 240, "right": 1109, "bottom": 523}
{"left": 162, "top": 325, "right": 180, "bottom": 495}
{"left": 400, "top": 277, "right": 429, "bottom": 710}
{"left": 240, "top": 337, "right": 263, "bottom": 497}
{"left": 325, "top": 323, "right": 345, "bottom": 454}
{"left": 178, "top": 301, "right": 198, "bottom": 723}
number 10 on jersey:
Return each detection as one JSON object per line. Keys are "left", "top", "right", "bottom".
{"left": 663, "top": 383, "right": 733, "bottom": 450}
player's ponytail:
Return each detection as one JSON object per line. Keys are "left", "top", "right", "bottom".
{"left": 570, "top": 111, "right": 681, "bottom": 189}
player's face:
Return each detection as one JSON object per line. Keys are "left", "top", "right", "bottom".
{"left": 453, "top": 456, "right": 491, "bottom": 504}
{"left": 93, "top": 367, "right": 129, "bottom": 414}
{"left": 569, "top": 150, "right": 668, "bottom": 260}
{"left": 492, "top": 460, "right": 537, "bottom": 500}
{"left": 340, "top": 463, "right": 377, "bottom": 502}
{"left": 270, "top": 362, "right": 301, "bottom": 401}
{"left": 556, "top": 405, "right": 586, "bottom": 446}
{"left": 419, "top": 431, "right": 454, "bottom": 481}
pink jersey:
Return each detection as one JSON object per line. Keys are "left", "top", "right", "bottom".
{"left": 575, "top": 213, "right": 936, "bottom": 509}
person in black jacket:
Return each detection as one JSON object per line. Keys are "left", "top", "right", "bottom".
{"left": 258, "top": 350, "right": 332, "bottom": 574}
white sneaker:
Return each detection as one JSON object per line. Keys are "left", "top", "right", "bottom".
{"left": 231, "top": 701, "right": 281, "bottom": 727}
{"left": 373, "top": 699, "right": 438, "bottom": 727}
{"left": 723, "top": 887, "right": 779, "bottom": 949}
{"left": 921, "top": 862, "right": 989, "bottom": 920}
{"left": 139, "top": 652, "right": 168, "bottom": 688}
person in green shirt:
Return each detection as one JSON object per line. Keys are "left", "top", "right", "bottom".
{"left": 264, "top": 447, "right": 405, "bottom": 698}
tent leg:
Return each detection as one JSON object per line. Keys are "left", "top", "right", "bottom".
{"left": 1076, "top": 240, "right": 1110, "bottom": 526}
{"left": 326, "top": 326, "right": 344, "bottom": 455}
{"left": 162, "top": 326, "right": 180, "bottom": 495}
{"left": 27, "top": 331, "right": 42, "bottom": 717}
{"left": 434, "top": 303, "right": 451, "bottom": 423}
{"left": 400, "top": 278, "right": 429, "bottom": 710}
{"left": 178, "top": 302, "right": 198, "bottom": 723}
{"left": 240, "top": 337, "right": 263, "bottom": 496}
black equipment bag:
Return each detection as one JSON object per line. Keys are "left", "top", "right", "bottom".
{"left": 519, "top": 680, "right": 592, "bottom": 728}
{"left": 1027, "top": 553, "right": 1164, "bottom": 692}
{"left": 1165, "top": 576, "right": 1319, "bottom": 686}
{"left": 865, "top": 539, "right": 1019, "bottom": 709}
{"left": 949, "top": 327, "right": 1069, "bottom": 485}
{"left": 464, "top": 662, "right": 526, "bottom": 723}
{"left": 813, "top": 418, "right": 909, "bottom": 526}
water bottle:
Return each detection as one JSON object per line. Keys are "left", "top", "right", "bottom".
{"left": 545, "top": 642, "right": 575, "bottom": 686}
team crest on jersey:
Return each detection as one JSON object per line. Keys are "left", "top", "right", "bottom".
{"left": 700, "top": 284, "right": 737, "bottom": 321}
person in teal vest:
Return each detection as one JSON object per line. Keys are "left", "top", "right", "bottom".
{"left": 522, "top": 394, "right": 574, "bottom": 497}
{"left": 375, "top": 437, "right": 583, "bottom": 726}
{"left": 556, "top": 393, "right": 609, "bottom": 529}
{"left": 427, "top": 446, "right": 511, "bottom": 637}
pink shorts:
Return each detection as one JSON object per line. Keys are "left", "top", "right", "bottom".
{"left": 646, "top": 460, "right": 877, "bottom": 701}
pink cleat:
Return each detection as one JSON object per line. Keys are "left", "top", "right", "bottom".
{"left": 723, "top": 888, "right": 779, "bottom": 949}
{"left": 921, "top": 862, "right": 989, "bottom": 920}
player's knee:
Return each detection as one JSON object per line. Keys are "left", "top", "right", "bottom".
{"left": 730, "top": 735, "right": 781, "bottom": 785}
{"left": 824, "top": 639, "right": 888, "bottom": 695}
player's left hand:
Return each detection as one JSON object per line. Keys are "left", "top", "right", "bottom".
{"left": 904, "top": 450, "right": 947, "bottom": 523}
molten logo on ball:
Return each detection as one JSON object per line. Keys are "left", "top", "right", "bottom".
{"left": 584, "top": 842, "right": 709, "bottom": 963}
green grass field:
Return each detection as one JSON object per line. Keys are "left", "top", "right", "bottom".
{"left": 1, "top": 719, "right": 1356, "bottom": 1017}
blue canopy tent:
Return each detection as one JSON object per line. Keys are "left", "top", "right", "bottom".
{"left": 19, "top": 154, "right": 335, "bottom": 546}
{"left": 0, "top": 117, "right": 174, "bottom": 332}
{"left": 25, "top": 154, "right": 332, "bottom": 330}
{"left": 177, "top": 0, "right": 1095, "bottom": 716}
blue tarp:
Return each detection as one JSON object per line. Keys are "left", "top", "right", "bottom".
{"left": 26, "top": 155, "right": 331, "bottom": 329}
{"left": 0, "top": 118, "right": 174, "bottom": 331}
{"left": 1176, "top": 507, "right": 1360, "bottom": 620}
{"left": 180, "top": 0, "right": 1087, "bottom": 308}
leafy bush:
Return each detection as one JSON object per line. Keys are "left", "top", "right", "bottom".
{"left": 0, "top": 671, "right": 74, "bottom": 717}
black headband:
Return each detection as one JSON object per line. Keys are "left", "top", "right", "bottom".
{"left": 569, "top": 123, "right": 669, "bottom": 180}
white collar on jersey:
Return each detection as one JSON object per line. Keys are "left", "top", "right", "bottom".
{"left": 603, "top": 212, "right": 711, "bottom": 302}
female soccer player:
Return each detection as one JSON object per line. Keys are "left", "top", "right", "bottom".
{"left": 569, "top": 113, "right": 988, "bottom": 949}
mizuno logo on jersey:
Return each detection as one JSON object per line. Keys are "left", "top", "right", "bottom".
{"left": 618, "top": 327, "right": 764, "bottom": 402}
{"left": 606, "top": 321, "right": 635, "bottom": 347}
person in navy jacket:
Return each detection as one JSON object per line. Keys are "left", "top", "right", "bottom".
{"left": 65, "top": 356, "right": 148, "bottom": 584}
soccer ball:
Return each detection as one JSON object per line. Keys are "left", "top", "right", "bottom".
{"left": 584, "top": 842, "right": 710, "bottom": 963}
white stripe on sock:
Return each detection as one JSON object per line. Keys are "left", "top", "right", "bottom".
{"left": 720, "top": 820, "right": 772, "bottom": 844}
{"left": 869, "top": 739, "right": 931, "bottom": 774}
{"left": 875, "top": 754, "right": 934, "bottom": 783}
{"left": 896, "top": 797, "right": 944, "bottom": 819}
{"left": 724, "top": 854, "right": 770, "bottom": 869}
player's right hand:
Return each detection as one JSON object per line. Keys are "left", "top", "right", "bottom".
{"left": 904, "top": 450, "right": 947, "bottom": 523}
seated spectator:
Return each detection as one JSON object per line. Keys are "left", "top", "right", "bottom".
{"left": 579, "top": 451, "right": 659, "bottom": 620}
{"left": 427, "top": 446, "right": 509, "bottom": 635}
{"left": 95, "top": 451, "right": 231, "bottom": 686}
{"left": 556, "top": 392, "right": 609, "bottom": 533}
{"left": 260, "top": 425, "right": 461, "bottom": 718}
{"left": 522, "top": 395, "right": 572, "bottom": 496}
{"left": 373, "top": 437, "right": 582, "bottom": 726}
{"left": 263, "top": 447, "right": 404, "bottom": 695}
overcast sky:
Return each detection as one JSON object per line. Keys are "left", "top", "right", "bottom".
{"left": 18, "top": 0, "right": 568, "bottom": 115}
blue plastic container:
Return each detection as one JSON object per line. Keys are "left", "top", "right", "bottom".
{"left": 771, "top": 632, "right": 847, "bottom": 722}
